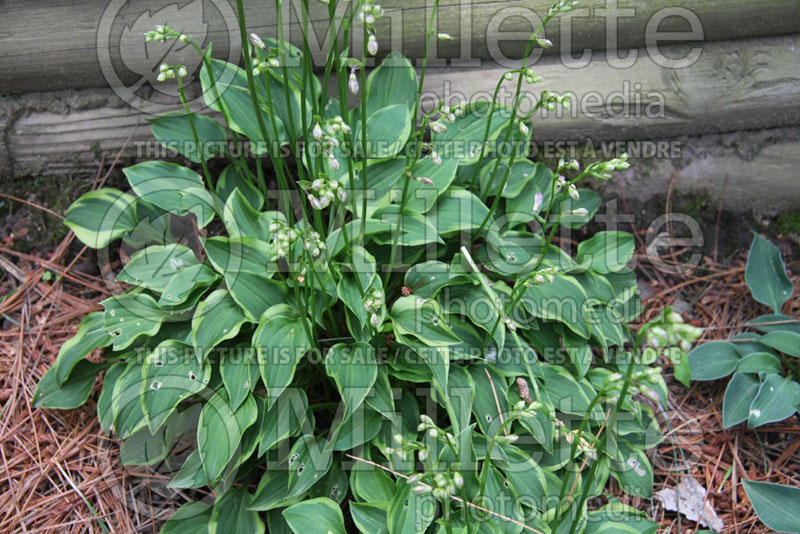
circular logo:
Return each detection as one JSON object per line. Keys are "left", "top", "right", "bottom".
{"left": 97, "top": 0, "right": 241, "bottom": 114}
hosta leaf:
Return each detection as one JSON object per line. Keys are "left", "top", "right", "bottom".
{"left": 120, "top": 404, "right": 199, "bottom": 466}
{"left": 760, "top": 330, "right": 800, "bottom": 357}
{"left": 401, "top": 155, "right": 459, "bottom": 214}
{"left": 366, "top": 51, "right": 417, "bottom": 116}
{"left": 353, "top": 104, "right": 411, "bottom": 160}
{"left": 387, "top": 482, "right": 435, "bottom": 534}
{"left": 161, "top": 502, "right": 213, "bottom": 534}
{"left": 480, "top": 159, "right": 542, "bottom": 199}
{"left": 350, "top": 502, "right": 389, "bottom": 534}
{"left": 148, "top": 111, "right": 227, "bottom": 163}
{"left": 745, "top": 233, "right": 794, "bottom": 313}
{"left": 259, "top": 387, "right": 309, "bottom": 455}
{"left": 540, "top": 364, "right": 603, "bottom": 420}
{"left": 97, "top": 362, "right": 126, "bottom": 433}
{"left": 332, "top": 405, "right": 382, "bottom": 451}
{"left": 309, "top": 461, "right": 349, "bottom": 503}
{"left": 112, "top": 361, "right": 148, "bottom": 439}
{"left": 286, "top": 434, "right": 333, "bottom": 499}
{"left": 168, "top": 449, "right": 209, "bottom": 489}
{"left": 32, "top": 360, "right": 101, "bottom": 410}
{"left": 430, "top": 188, "right": 500, "bottom": 242}
{"left": 688, "top": 341, "right": 741, "bottom": 380}
{"left": 722, "top": 372, "right": 761, "bottom": 428}
{"left": 391, "top": 295, "right": 461, "bottom": 347}
{"left": 505, "top": 163, "right": 554, "bottom": 225}
{"left": 142, "top": 341, "right": 210, "bottom": 432}
{"left": 557, "top": 189, "right": 601, "bottom": 229}
{"left": 254, "top": 304, "right": 312, "bottom": 405}
{"left": 735, "top": 352, "right": 783, "bottom": 374}
{"left": 469, "top": 365, "right": 508, "bottom": 435}
{"left": 64, "top": 188, "right": 138, "bottom": 249}
{"left": 431, "top": 101, "right": 513, "bottom": 165}
{"left": 577, "top": 232, "right": 635, "bottom": 274}
{"left": 283, "top": 497, "right": 346, "bottom": 534}
{"left": 225, "top": 271, "right": 288, "bottom": 321}
{"left": 192, "top": 289, "right": 249, "bottom": 362}
{"left": 366, "top": 365, "right": 397, "bottom": 424}
{"left": 372, "top": 206, "right": 442, "bottom": 247}
{"left": 249, "top": 469, "right": 296, "bottom": 511}
{"left": 610, "top": 441, "right": 653, "bottom": 498}
{"left": 351, "top": 455, "right": 396, "bottom": 503}
{"left": 746, "top": 313, "right": 800, "bottom": 334}
{"left": 53, "top": 312, "right": 111, "bottom": 386}
{"left": 220, "top": 345, "right": 258, "bottom": 411}
{"left": 209, "top": 486, "right": 265, "bottom": 534}
{"left": 325, "top": 342, "right": 378, "bottom": 418}
{"left": 748, "top": 373, "right": 800, "bottom": 427}
{"left": 222, "top": 188, "right": 275, "bottom": 239}
{"left": 102, "top": 292, "right": 168, "bottom": 350}
{"left": 203, "top": 236, "right": 274, "bottom": 276}
{"left": 122, "top": 161, "right": 216, "bottom": 227}
{"left": 117, "top": 244, "right": 199, "bottom": 291}
{"left": 158, "top": 264, "right": 219, "bottom": 306}
{"left": 742, "top": 479, "right": 800, "bottom": 533}
{"left": 216, "top": 164, "right": 264, "bottom": 209}
{"left": 521, "top": 275, "right": 590, "bottom": 338}
{"left": 197, "top": 389, "right": 258, "bottom": 482}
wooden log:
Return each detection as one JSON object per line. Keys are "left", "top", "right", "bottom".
{"left": 3, "top": 34, "right": 799, "bottom": 179}
{"left": 1, "top": 0, "right": 800, "bottom": 94}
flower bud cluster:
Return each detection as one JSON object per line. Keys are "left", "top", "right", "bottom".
{"left": 383, "top": 429, "right": 429, "bottom": 463}
{"left": 646, "top": 310, "right": 702, "bottom": 351}
{"left": 359, "top": 2, "right": 384, "bottom": 55}
{"left": 524, "top": 266, "right": 558, "bottom": 286}
{"left": 302, "top": 229, "right": 326, "bottom": 258}
{"left": 585, "top": 153, "right": 630, "bottom": 181}
{"left": 549, "top": 0, "right": 578, "bottom": 16}
{"left": 307, "top": 174, "right": 347, "bottom": 210}
{"left": 156, "top": 63, "right": 188, "bottom": 82}
{"left": 145, "top": 25, "right": 186, "bottom": 43}
{"left": 268, "top": 220, "right": 299, "bottom": 261}
{"left": 363, "top": 289, "right": 384, "bottom": 328}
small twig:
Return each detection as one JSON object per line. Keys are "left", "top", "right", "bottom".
{"left": 345, "top": 453, "right": 544, "bottom": 534}
{"left": 713, "top": 175, "right": 728, "bottom": 263}
{"left": 0, "top": 193, "right": 65, "bottom": 220}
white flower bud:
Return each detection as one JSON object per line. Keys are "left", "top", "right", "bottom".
{"left": 177, "top": 67, "right": 187, "bottom": 78}
{"left": 431, "top": 151, "right": 442, "bottom": 165}
{"left": 571, "top": 208, "right": 589, "bottom": 217}
{"left": 349, "top": 73, "right": 359, "bottom": 95}
{"left": 537, "top": 38, "right": 553, "bottom": 48}
{"left": 519, "top": 121, "right": 529, "bottom": 136}
{"left": 249, "top": 33, "right": 266, "bottom": 50}
{"left": 419, "top": 177, "right": 434, "bottom": 186}
{"left": 430, "top": 122, "right": 447, "bottom": 134}
{"left": 329, "top": 157, "right": 340, "bottom": 170}
{"left": 370, "top": 313, "right": 379, "bottom": 327}
{"left": 313, "top": 122, "right": 323, "bottom": 140}
{"left": 367, "top": 34, "right": 378, "bottom": 56}
{"left": 533, "top": 192, "right": 543, "bottom": 214}
{"left": 568, "top": 185, "right": 579, "bottom": 200}
{"left": 437, "top": 33, "right": 453, "bottom": 40}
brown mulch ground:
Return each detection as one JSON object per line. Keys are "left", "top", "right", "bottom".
{"left": 1, "top": 179, "right": 798, "bottom": 533}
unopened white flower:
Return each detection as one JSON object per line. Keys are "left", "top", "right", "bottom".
{"left": 367, "top": 34, "right": 378, "bottom": 55}
{"left": 349, "top": 73, "right": 359, "bottom": 95}
{"left": 519, "top": 121, "right": 529, "bottom": 136}
{"left": 431, "top": 151, "right": 442, "bottom": 165}
{"left": 370, "top": 313, "right": 379, "bottom": 327}
{"left": 533, "top": 192, "right": 543, "bottom": 214}
{"left": 537, "top": 38, "right": 553, "bottom": 48}
{"left": 313, "top": 122, "right": 324, "bottom": 140}
{"left": 177, "top": 66, "right": 187, "bottom": 78}
{"left": 437, "top": 33, "right": 453, "bottom": 40}
{"left": 571, "top": 207, "right": 589, "bottom": 217}
{"left": 568, "top": 184, "right": 579, "bottom": 200}
{"left": 430, "top": 121, "right": 447, "bottom": 134}
{"left": 249, "top": 33, "right": 266, "bottom": 50}
{"left": 329, "top": 157, "right": 340, "bottom": 171}
{"left": 419, "top": 176, "right": 433, "bottom": 186}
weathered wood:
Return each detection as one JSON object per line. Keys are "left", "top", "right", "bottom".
{"left": 3, "top": 34, "right": 799, "bottom": 179}
{"left": 1, "top": 0, "right": 800, "bottom": 94}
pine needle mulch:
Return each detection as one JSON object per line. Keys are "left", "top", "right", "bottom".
{"left": 1, "top": 187, "right": 798, "bottom": 533}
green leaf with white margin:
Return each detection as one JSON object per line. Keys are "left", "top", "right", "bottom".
{"left": 97, "top": 362, "right": 126, "bottom": 433}
{"left": 745, "top": 232, "right": 794, "bottom": 314}
{"left": 366, "top": 51, "right": 417, "bottom": 117}
{"left": 398, "top": 155, "right": 459, "bottom": 214}
{"left": 372, "top": 206, "right": 442, "bottom": 247}
{"left": 760, "top": 330, "right": 800, "bottom": 357}
{"left": 222, "top": 188, "right": 278, "bottom": 239}
{"left": 480, "top": 159, "right": 543, "bottom": 199}
{"left": 482, "top": 466, "right": 524, "bottom": 534}
{"left": 216, "top": 164, "right": 264, "bottom": 209}
{"left": 577, "top": 231, "right": 635, "bottom": 274}
{"left": 52, "top": 311, "right": 110, "bottom": 386}
{"left": 221, "top": 345, "right": 258, "bottom": 411}
{"left": 748, "top": 373, "right": 800, "bottom": 428}
{"left": 209, "top": 485, "right": 265, "bottom": 534}
{"left": 111, "top": 361, "right": 148, "bottom": 439}
{"left": 722, "top": 372, "right": 761, "bottom": 428}
{"left": 168, "top": 449, "right": 209, "bottom": 489}
{"left": 431, "top": 101, "right": 514, "bottom": 165}
{"left": 283, "top": 497, "right": 346, "bottom": 534}
{"left": 350, "top": 502, "right": 388, "bottom": 534}
{"left": 158, "top": 264, "right": 219, "bottom": 306}
{"left": 688, "top": 341, "right": 741, "bottom": 380}
{"left": 747, "top": 313, "right": 800, "bottom": 334}
{"left": 200, "top": 57, "right": 287, "bottom": 149}
{"left": 610, "top": 440, "right": 654, "bottom": 498}
{"left": 120, "top": 403, "right": 200, "bottom": 466}
{"left": 117, "top": 244, "right": 199, "bottom": 291}
{"left": 367, "top": 365, "right": 397, "bottom": 424}
{"left": 387, "top": 482, "right": 435, "bottom": 534}
{"left": 391, "top": 295, "right": 462, "bottom": 347}
{"left": 141, "top": 341, "right": 211, "bottom": 432}
{"left": 352, "top": 104, "right": 411, "bottom": 160}
{"left": 540, "top": 364, "right": 603, "bottom": 420}
{"left": 102, "top": 292, "right": 168, "bottom": 350}
{"left": 742, "top": 479, "right": 800, "bottom": 533}
{"left": 122, "top": 161, "right": 216, "bottom": 228}
{"left": 192, "top": 289, "right": 249, "bottom": 362}
{"left": 468, "top": 365, "right": 508, "bottom": 435}
{"left": 203, "top": 236, "right": 274, "bottom": 276}
{"left": 148, "top": 111, "right": 227, "bottom": 163}
{"left": 258, "top": 388, "right": 309, "bottom": 455}
{"left": 325, "top": 342, "right": 378, "bottom": 419}
{"left": 521, "top": 275, "right": 590, "bottom": 338}
{"left": 505, "top": 162, "right": 554, "bottom": 225}
{"left": 225, "top": 271, "right": 288, "bottom": 321}
{"left": 161, "top": 501, "right": 213, "bottom": 534}
{"left": 64, "top": 188, "right": 138, "bottom": 249}
{"left": 198, "top": 389, "right": 258, "bottom": 483}
{"left": 286, "top": 434, "right": 333, "bottom": 499}
{"left": 32, "top": 360, "right": 102, "bottom": 410}
{"left": 500, "top": 444, "right": 549, "bottom": 505}
{"left": 254, "top": 304, "right": 312, "bottom": 406}
{"left": 332, "top": 404, "right": 383, "bottom": 451}
{"left": 351, "top": 452, "right": 396, "bottom": 503}
{"left": 557, "top": 189, "right": 602, "bottom": 229}
{"left": 430, "top": 188, "right": 500, "bottom": 242}
{"left": 735, "top": 352, "right": 783, "bottom": 374}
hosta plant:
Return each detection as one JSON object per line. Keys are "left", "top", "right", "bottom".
{"left": 34, "top": 1, "right": 683, "bottom": 532}
{"left": 689, "top": 233, "right": 800, "bottom": 428}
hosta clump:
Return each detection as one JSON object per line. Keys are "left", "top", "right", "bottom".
{"left": 34, "top": 1, "right": 673, "bottom": 533}
{"left": 689, "top": 233, "right": 800, "bottom": 428}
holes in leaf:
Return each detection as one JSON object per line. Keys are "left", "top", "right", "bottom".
{"left": 150, "top": 381, "right": 162, "bottom": 390}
